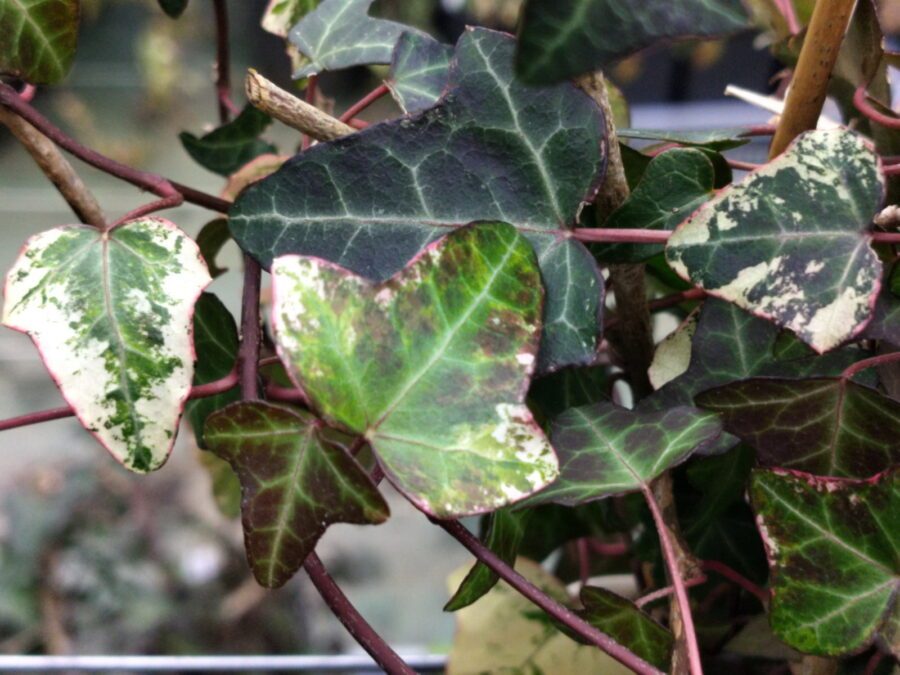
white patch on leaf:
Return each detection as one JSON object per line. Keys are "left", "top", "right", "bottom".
{"left": 648, "top": 313, "right": 697, "bottom": 390}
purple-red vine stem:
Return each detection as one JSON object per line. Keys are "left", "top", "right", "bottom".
{"left": 435, "top": 519, "right": 665, "bottom": 675}
{"left": 701, "top": 560, "right": 768, "bottom": 606}
{"left": 854, "top": 85, "right": 900, "bottom": 130}
{"left": 212, "top": 0, "right": 237, "bottom": 123}
{"left": 339, "top": 83, "right": 391, "bottom": 123}
{"left": 635, "top": 575, "right": 707, "bottom": 609}
{"left": 841, "top": 350, "right": 900, "bottom": 381}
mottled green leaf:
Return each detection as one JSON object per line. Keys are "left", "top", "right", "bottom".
{"left": 527, "top": 402, "right": 722, "bottom": 506}
{"left": 261, "top": 0, "right": 319, "bottom": 37}
{"left": 697, "top": 378, "right": 900, "bottom": 478}
{"left": 445, "top": 509, "right": 531, "bottom": 611}
{"left": 185, "top": 292, "right": 239, "bottom": 448}
{"left": 195, "top": 219, "right": 231, "bottom": 279}
{"left": 750, "top": 468, "right": 900, "bottom": 657}
{"left": 271, "top": 222, "right": 559, "bottom": 517}
{"left": 0, "top": 0, "right": 79, "bottom": 84}
{"left": 158, "top": 0, "right": 188, "bottom": 18}
{"left": 289, "top": 0, "right": 419, "bottom": 78}
{"left": 388, "top": 32, "right": 452, "bottom": 114}
{"left": 205, "top": 401, "right": 389, "bottom": 588}
{"left": 666, "top": 129, "right": 884, "bottom": 353}
{"left": 179, "top": 105, "right": 276, "bottom": 177}
{"left": 2, "top": 218, "right": 211, "bottom": 472}
{"left": 619, "top": 128, "right": 751, "bottom": 151}
{"left": 231, "top": 28, "right": 607, "bottom": 372}
{"left": 594, "top": 149, "right": 715, "bottom": 263}
{"left": 516, "top": 0, "right": 749, "bottom": 84}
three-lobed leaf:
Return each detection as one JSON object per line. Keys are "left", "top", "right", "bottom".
{"left": 205, "top": 401, "right": 389, "bottom": 588}
{"left": 666, "top": 129, "right": 884, "bottom": 354}
{"left": 179, "top": 105, "right": 276, "bottom": 177}
{"left": 0, "top": 0, "right": 79, "bottom": 84}
{"left": 271, "top": 222, "right": 559, "bottom": 517}
{"left": 387, "top": 32, "right": 452, "bottom": 114}
{"left": 231, "top": 28, "right": 608, "bottom": 372}
{"left": 750, "top": 468, "right": 899, "bottom": 657}
{"left": 2, "top": 218, "right": 211, "bottom": 472}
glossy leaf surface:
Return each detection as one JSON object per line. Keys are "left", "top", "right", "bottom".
{"left": 271, "top": 222, "right": 558, "bottom": 517}
{"left": 527, "top": 402, "right": 722, "bottom": 506}
{"left": 0, "top": 0, "right": 79, "bottom": 83}
{"left": 388, "top": 32, "right": 452, "bottom": 114}
{"left": 179, "top": 105, "right": 276, "bottom": 177}
{"left": 2, "top": 218, "right": 211, "bottom": 471}
{"left": 516, "top": 0, "right": 749, "bottom": 83}
{"left": 666, "top": 130, "right": 884, "bottom": 353}
{"left": 750, "top": 468, "right": 899, "bottom": 657}
{"left": 697, "top": 378, "right": 900, "bottom": 478}
{"left": 205, "top": 401, "right": 389, "bottom": 588}
{"left": 231, "top": 28, "right": 608, "bottom": 372}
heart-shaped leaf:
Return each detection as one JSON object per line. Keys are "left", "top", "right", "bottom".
{"left": 288, "top": 0, "right": 419, "bottom": 78}
{"left": 515, "top": 0, "right": 749, "bottom": 84}
{"left": 270, "top": 222, "right": 559, "bottom": 517}
{"left": 231, "top": 28, "right": 608, "bottom": 372}
{"left": 180, "top": 105, "right": 276, "bottom": 177}
{"left": 0, "top": 0, "right": 79, "bottom": 84}
{"left": 750, "top": 468, "right": 899, "bottom": 657}
{"left": 388, "top": 32, "right": 452, "bottom": 114}
{"left": 666, "top": 129, "right": 884, "bottom": 354}
{"left": 697, "top": 378, "right": 900, "bottom": 478}
{"left": 2, "top": 218, "right": 211, "bottom": 471}
{"left": 593, "top": 149, "right": 715, "bottom": 264}
{"left": 205, "top": 401, "right": 389, "bottom": 588}
{"left": 526, "top": 402, "right": 722, "bottom": 506}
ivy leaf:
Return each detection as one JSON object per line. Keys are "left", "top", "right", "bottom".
{"left": 515, "top": 0, "right": 749, "bottom": 84}
{"left": 0, "top": 0, "right": 79, "bottom": 84}
{"left": 261, "top": 0, "right": 319, "bottom": 37}
{"left": 750, "top": 468, "right": 900, "bottom": 657}
{"left": 289, "top": 0, "right": 419, "bottom": 79}
{"left": 648, "top": 311, "right": 698, "bottom": 391}
{"left": 697, "top": 378, "right": 900, "bottom": 478}
{"left": 445, "top": 509, "right": 531, "bottom": 611}
{"left": 528, "top": 365, "right": 610, "bottom": 424}
{"left": 526, "top": 402, "right": 722, "bottom": 506}
{"left": 157, "top": 0, "right": 189, "bottom": 18}
{"left": 618, "top": 128, "right": 751, "bottom": 151}
{"left": 270, "top": 222, "right": 559, "bottom": 517}
{"left": 185, "top": 292, "right": 239, "bottom": 448}
{"left": 179, "top": 105, "right": 276, "bottom": 177}
{"left": 1, "top": 218, "right": 211, "bottom": 472}
{"left": 593, "top": 149, "right": 715, "bottom": 264}
{"left": 231, "top": 28, "right": 608, "bottom": 372}
{"left": 195, "top": 219, "right": 231, "bottom": 279}
{"left": 387, "top": 32, "right": 452, "bottom": 114}
{"left": 205, "top": 401, "right": 389, "bottom": 588}
{"left": 666, "top": 129, "right": 884, "bottom": 354}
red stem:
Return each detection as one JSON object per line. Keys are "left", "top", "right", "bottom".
{"left": 339, "top": 83, "right": 390, "bottom": 123}
{"left": 701, "top": 560, "right": 768, "bottom": 607}
{"left": 883, "top": 163, "right": 900, "bottom": 176}
{"left": 347, "top": 118, "right": 370, "bottom": 130}
{"left": 110, "top": 193, "right": 184, "bottom": 228}
{"left": 648, "top": 288, "right": 707, "bottom": 312}
{"left": 635, "top": 575, "right": 707, "bottom": 609}
{"left": 864, "top": 649, "right": 885, "bottom": 675}
{"left": 841, "top": 351, "right": 900, "bottom": 381}
{"left": 642, "top": 486, "right": 703, "bottom": 675}
{"left": 212, "top": 0, "right": 237, "bottom": 124}
{"left": 727, "top": 158, "right": 762, "bottom": 172}
{"left": 436, "top": 519, "right": 664, "bottom": 675}
{"left": 588, "top": 539, "right": 629, "bottom": 557}
{"left": 266, "top": 382, "right": 311, "bottom": 405}
{"left": 576, "top": 538, "right": 591, "bottom": 587}
{"left": 854, "top": 85, "right": 900, "bottom": 130}
{"left": 773, "top": 0, "right": 801, "bottom": 34}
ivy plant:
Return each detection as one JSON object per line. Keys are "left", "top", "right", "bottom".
{"left": 0, "top": 0, "right": 898, "bottom": 672}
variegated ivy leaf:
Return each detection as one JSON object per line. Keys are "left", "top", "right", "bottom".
{"left": 515, "top": 0, "right": 749, "bottom": 84}
{"left": 526, "top": 402, "right": 722, "bottom": 507}
{"left": 205, "top": 401, "right": 389, "bottom": 588}
{"left": 289, "top": 0, "right": 420, "bottom": 79}
{"left": 750, "top": 468, "right": 900, "bottom": 657}
{"left": 2, "top": 218, "right": 211, "bottom": 472}
{"left": 0, "top": 0, "right": 79, "bottom": 84}
{"left": 666, "top": 129, "right": 884, "bottom": 354}
{"left": 231, "top": 28, "right": 608, "bottom": 373}
{"left": 388, "top": 32, "right": 452, "bottom": 114}
{"left": 261, "top": 0, "right": 319, "bottom": 38}
{"left": 697, "top": 378, "right": 900, "bottom": 478}
{"left": 270, "top": 222, "right": 559, "bottom": 518}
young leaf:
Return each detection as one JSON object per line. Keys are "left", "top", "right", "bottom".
{"left": 0, "top": 0, "right": 80, "bottom": 84}
{"left": 593, "top": 149, "right": 715, "bottom": 263}
{"left": 158, "top": 0, "right": 189, "bottom": 18}
{"left": 665, "top": 129, "right": 884, "bottom": 354}
{"left": 195, "top": 219, "right": 231, "bottom": 279}
{"left": 526, "top": 402, "right": 722, "bottom": 507}
{"left": 2, "top": 218, "right": 211, "bottom": 472}
{"left": 288, "top": 0, "right": 420, "bottom": 79}
{"left": 185, "top": 292, "right": 239, "bottom": 448}
{"left": 270, "top": 222, "right": 559, "bottom": 517}
{"left": 261, "top": 0, "right": 319, "bottom": 37}
{"left": 231, "top": 28, "right": 608, "bottom": 372}
{"left": 750, "top": 468, "right": 899, "bottom": 657}
{"left": 697, "top": 378, "right": 900, "bottom": 478}
{"left": 387, "top": 32, "right": 452, "bottom": 114}
{"left": 445, "top": 509, "right": 531, "bottom": 611}
{"left": 516, "top": 0, "right": 749, "bottom": 84}
{"left": 179, "top": 105, "right": 276, "bottom": 177}
{"left": 205, "top": 401, "right": 389, "bottom": 588}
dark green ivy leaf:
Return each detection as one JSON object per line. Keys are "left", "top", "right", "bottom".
{"left": 388, "top": 32, "right": 452, "bottom": 114}
{"left": 205, "top": 401, "right": 389, "bottom": 588}
{"left": 0, "top": 0, "right": 80, "bottom": 84}
{"left": 515, "top": 0, "right": 749, "bottom": 84}
{"left": 195, "top": 219, "right": 231, "bottom": 279}
{"left": 527, "top": 365, "right": 610, "bottom": 426}
{"left": 619, "top": 128, "right": 751, "bottom": 151}
{"left": 158, "top": 0, "right": 189, "bottom": 18}
{"left": 180, "top": 105, "right": 276, "bottom": 177}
